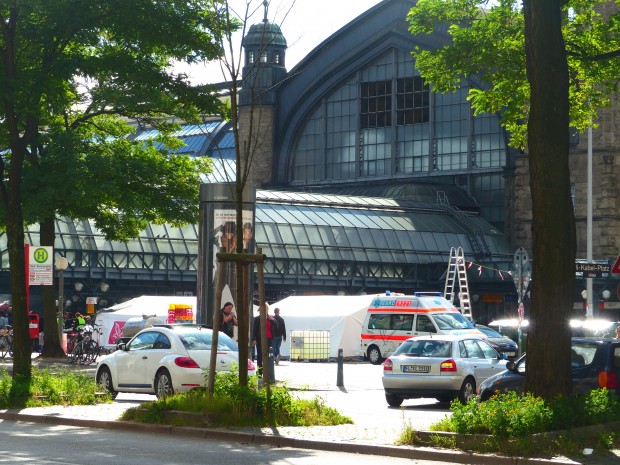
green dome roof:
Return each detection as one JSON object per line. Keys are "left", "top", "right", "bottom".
{"left": 243, "top": 22, "right": 287, "bottom": 48}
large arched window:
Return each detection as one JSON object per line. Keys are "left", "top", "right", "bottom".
{"left": 289, "top": 48, "right": 506, "bottom": 187}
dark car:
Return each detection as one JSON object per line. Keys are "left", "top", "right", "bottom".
{"left": 475, "top": 324, "right": 519, "bottom": 360}
{"left": 477, "top": 337, "right": 620, "bottom": 401}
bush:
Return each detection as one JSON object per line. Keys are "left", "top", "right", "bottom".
{"left": 122, "top": 371, "right": 353, "bottom": 428}
{"left": 0, "top": 367, "right": 111, "bottom": 408}
{"left": 441, "top": 389, "right": 620, "bottom": 438}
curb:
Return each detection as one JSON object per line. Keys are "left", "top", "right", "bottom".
{"left": 0, "top": 411, "right": 577, "bottom": 465}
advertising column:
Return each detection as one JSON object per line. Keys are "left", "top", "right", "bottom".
{"left": 197, "top": 183, "right": 256, "bottom": 327}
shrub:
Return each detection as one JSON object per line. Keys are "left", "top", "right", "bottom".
{"left": 0, "top": 367, "right": 110, "bottom": 408}
{"left": 122, "top": 371, "right": 353, "bottom": 427}
{"left": 439, "top": 389, "right": 620, "bottom": 439}
{"left": 406, "top": 389, "right": 620, "bottom": 456}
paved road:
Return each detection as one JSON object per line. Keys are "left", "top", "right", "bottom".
{"left": 0, "top": 420, "right": 457, "bottom": 465}
{"left": 272, "top": 360, "right": 452, "bottom": 431}
{"left": 3, "top": 357, "right": 620, "bottom": 464}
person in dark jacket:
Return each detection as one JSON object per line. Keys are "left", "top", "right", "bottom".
{"left": 272, "top": 307, "right": 286, "bottom": 364}
{"left": 252, "top": 305, "right": 278, "bottom": 375}
{"left": 219, "top": 302, "right": 237, "bottom": 339}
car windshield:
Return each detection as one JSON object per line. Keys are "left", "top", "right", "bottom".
{"left": 393, "top": 340, "right": 452, "bottom": 357}
{"left": 175, "top": 328, "right": 238, "bottom": 351}
{"left": 433, "top": 312, "right": 475, "bottom": 330}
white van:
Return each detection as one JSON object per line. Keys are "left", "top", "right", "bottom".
{"left": 360, "top": 292, "right": 484, "bottom": 364}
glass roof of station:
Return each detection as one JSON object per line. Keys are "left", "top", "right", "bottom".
{"left": 132, "top": 122, "right": 235, "bottom": 159}
{"left": 254, "top": 190, "right": 510, "bottom": 265}
{"left": 4, "top": 185, "right": 511, "bottom": 273}
{"left": 1, "top": 126, "right": 513, "bottom": 281}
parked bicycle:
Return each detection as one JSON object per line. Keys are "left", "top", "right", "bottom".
{"left": 69, "top": 324, "right": 98, "bottom": 365}
{"left": 89, "top": 322, "right": 105, "bottom": 358}
{"left": 0, "top": 325, "right": 13, "bottom": 358}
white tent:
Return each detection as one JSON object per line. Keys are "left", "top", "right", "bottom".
{"left": 269, "top": 295, "right": 372, "bottom": 358}
{"left": 94, "top": 295, "right": 197, "bottom": 349}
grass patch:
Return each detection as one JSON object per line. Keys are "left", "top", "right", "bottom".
{"left": 0, "top": 366, "right": 113, "bottom": 408}
{"left": 399, "top": 389, "right": 620, "bottom": 458}
{"left": 120, "top": 370, "right": 353, "bottom": 428}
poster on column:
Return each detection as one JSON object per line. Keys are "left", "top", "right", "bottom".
{"left": 212, "top": 209, "right": 255, "bottom": 316}
{"left": 197, "top": 183, "right": 256, "bottom": 327}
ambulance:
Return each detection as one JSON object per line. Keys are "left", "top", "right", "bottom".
{"left": 360, "top": 292, "right": 485, "bottom": 364}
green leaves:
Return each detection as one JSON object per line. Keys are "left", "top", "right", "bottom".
{"left": 0, "top": 0, "right": 230, "bottom": 239}
{"left": 407, "top": 0, "right": 620, "bottom": 150}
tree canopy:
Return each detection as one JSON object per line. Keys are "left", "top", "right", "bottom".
{"left": 407, "top": 0, "right": 620, "bottom": 149}
{"left": 0, "top": 0, "right": 234, "bottom": 376}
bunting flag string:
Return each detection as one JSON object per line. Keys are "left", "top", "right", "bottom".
{"left": 467, "top": 261, "right": 513, "bottom": 279}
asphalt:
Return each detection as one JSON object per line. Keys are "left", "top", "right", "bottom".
{"left": 0, "top": 356, "right": 617, "bottom": 465}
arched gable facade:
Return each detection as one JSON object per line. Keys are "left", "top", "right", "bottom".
{"left": 272, "top": 0, "right": 510, "bottom": 232}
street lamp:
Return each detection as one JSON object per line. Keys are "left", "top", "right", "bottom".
{"left": 54, "top": 257, "right": 69, "bottom": 347}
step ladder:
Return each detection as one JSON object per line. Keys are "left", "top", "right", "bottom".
{"left": 443, "top": 247, "right": 473, "bottom": 320}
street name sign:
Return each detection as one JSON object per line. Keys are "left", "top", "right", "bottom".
{"left": 575, "top": 262, "right": 610, "bottom": 278}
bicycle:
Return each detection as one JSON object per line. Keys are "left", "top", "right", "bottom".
{"left": 0, "top": 326, "right": 13, "bottom": 358}
{"left": 88, "top": 322, "right": 104, "bottom": 359}
{"left": 69, "top": 325, "right": 98, "bottom": 365}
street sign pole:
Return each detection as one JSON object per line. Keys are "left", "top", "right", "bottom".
{"left": 513, "top": 247, "right": 530, "bottom": 357}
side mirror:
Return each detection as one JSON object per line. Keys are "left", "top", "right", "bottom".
{"left": 118, "top": 343, "right": 127, "bottom": 351}
{"left": 506, "top": 360, "right": 517, "bottom": 372}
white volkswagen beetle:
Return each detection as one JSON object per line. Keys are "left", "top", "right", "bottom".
{"left": 96, "top": 324, "right": 256, "bottom": 398}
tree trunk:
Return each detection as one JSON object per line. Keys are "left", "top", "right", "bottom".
{"left": 39, "top": 216, "right": 65, "bottom": 358}
{"left": 523, "top": 0, "right": 575, "bottom": 399}
{"left": 236, "top": 262, "right": 249, "bottom": 386}
{"left": 6, "top": 167, "right": 31, "bottom": 379}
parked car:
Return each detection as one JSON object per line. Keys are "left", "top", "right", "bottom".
{"left": 475, "top": 324, "right": 519, "bottom": 360}
{"left": 382, "top": 334, "right": 508, "bottom": 407}
{"left": 477, "top": 337, "right": 620, "bottom": 401}
{"left": 96, "top": 324, "right": 256, "bottom": 399}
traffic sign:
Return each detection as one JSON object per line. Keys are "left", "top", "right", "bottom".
{"left": 513, "top": 247, "right": 529, "bottom": 267}
{"left": 612, "top": 255, "right": 620, "bottom": 274}
{"left": 518, "top": 302, "right": 524, "bottom": 323}
{"left": 513, "top": 248, "right": 531, "bottom": 302}
{"left": 27, "top": 246, "right": 53, "bottom": 286}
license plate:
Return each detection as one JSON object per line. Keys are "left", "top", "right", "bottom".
{"left": 402, "top": 365, "right": 430, "bottom": 373}
{"left": 506, "top": 352, "right": 516, "bottom": 357}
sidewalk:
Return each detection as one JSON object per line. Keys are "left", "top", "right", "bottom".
{"left": 0, "top": 356, "right": 617, "bottom": 465}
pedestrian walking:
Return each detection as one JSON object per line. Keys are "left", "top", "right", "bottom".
{"left": 272, "top": 307, "right": 286, "bottom": 364}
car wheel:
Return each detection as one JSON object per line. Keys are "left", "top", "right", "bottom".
{"left": 96, "top": 366, "right": 118, "bottom": 399}
{"left": 385, "top": 393, "right": 403, "bottom": 407}
{"left": 155, "top": 369, "right": 174, "bottom": 398}
{"left": 458, "top": 377, "right": 476, "bottom": 404}
{"left": 367, "top": 345, "right": 383, "bottom": 365}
